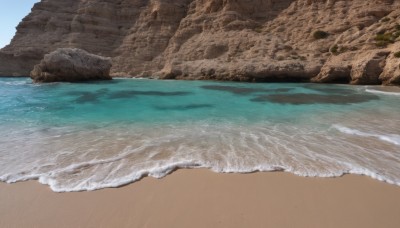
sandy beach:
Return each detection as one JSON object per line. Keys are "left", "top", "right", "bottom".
{"left": 1, "top": 169, "right": 400, "bottom": 228}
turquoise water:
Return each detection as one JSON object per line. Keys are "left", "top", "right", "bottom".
{"left": 0, "top": 78, "right": 399, "bottom": 191}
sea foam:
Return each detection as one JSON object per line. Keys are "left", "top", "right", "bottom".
{"left": 366, "top": 89, "right": 400, "bottom": 96}
{"left": 333, "top": 124, "right": 400, "bottom": 146}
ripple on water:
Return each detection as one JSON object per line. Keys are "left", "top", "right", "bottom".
{"left": 251, "top": 93, "right": 380, "bottom": 105}
{"left": 153, "top": 104, "right": 214, "bottom": 111}
{"left": 201, "top": 85, "right": 293, "bottom": 95}
{"left": 108, "top": 90, "right": 192, "bottom": 99}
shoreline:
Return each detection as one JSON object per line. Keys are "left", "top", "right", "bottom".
{"left": 1, "top": 76, "right": 400, "bottom": 87}
{"left": 1, "top": 169, "right": 400, "bottom": 228}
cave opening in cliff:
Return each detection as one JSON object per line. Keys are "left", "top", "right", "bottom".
{"left": 327, "top": 75, "right": 352, "bottom": 84}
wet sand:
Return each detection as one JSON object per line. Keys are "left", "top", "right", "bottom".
{"left": 1, "top": 169, "right": 400, "bottom": 228}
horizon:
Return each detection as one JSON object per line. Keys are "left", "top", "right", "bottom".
{"left": 0, "top": 0, "right": 39, "bottom": 49}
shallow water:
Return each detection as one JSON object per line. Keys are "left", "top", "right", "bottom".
{"left": 0, "top": 78, "right": 399, "bottom": 192}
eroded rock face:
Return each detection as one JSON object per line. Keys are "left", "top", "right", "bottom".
{"left": 350, "top": 51, "right": 389, "bottom": 85}
{"left": 312, "top": 51, "right": 390, "bottom": 85}
{"left": 30, "top": 48, "right": 112, "bottom": 83}
{"left": 1, "top": 0, "right": 400, "bottom": 85}
{"left": 311, "top": 53, "right": 353, "bottom": 84}
{"left": 380, "top": 43, "right": 400, "bottom": 85}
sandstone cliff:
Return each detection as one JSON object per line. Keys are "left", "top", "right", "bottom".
{"left": 1, "top": 0, "right": 400, "bottom": 85}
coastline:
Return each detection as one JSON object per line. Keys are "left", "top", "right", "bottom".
{"left": 2, "top": 75, "right": 400, "bottom": 87}
{"left": 0, "top": 75, "right": 29, "bottom": 78}
{"left": 1, "top": 169, "right": 400, "bottom": 228}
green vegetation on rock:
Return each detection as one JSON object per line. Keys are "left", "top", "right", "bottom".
{"left": 330, "top": 45, "right": 339, "bottom": 55}
{"left": 313, "top": 30, "right": 329, "bottom": 40}
{"left": 375, "top": 32, "right": 398, "bottom": 47}
{"left": 254, "top": 27, "right": 263, "bottom": 33}
{"left": 330, "top": 44, "right": 352, "bottom": 55}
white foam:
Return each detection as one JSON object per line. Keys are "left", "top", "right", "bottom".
{"left": 366, "top": 89, "right": 400, "bottom": 96}
{"left": 333, "top": 124, "right": 400, "bottom": 146}
{"left": 0, "top": 80, "right": 29, "bottom": 86}
{"left": 38, "top": 160, "right": 203, "bottom": 192}
{"left": 3, "top": 158, "right": 399, "bottom": 193}
{"left": 1, "top": 121, "right": 400, "bottom": 192}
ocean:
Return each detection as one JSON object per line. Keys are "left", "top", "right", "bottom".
{"left": 0, "top": 77, "right": 399, "bottom": 192}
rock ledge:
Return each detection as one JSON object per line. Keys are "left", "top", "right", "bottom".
{"left": 30, "top": 48, "right": 112, "bottom": 83}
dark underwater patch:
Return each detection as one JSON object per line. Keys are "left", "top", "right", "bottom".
{"left": 72, "top": 80, "right": 123, "bottom": 85}
{"left": 154, "top": 104, "right": 213, "bottom": 111}
{"left": 273, "top": 88, "right": 294, "bottom": 93}
{"left": 66, "top": 88, "right": 110, "bottom": 104}
{"left": 65, "top": 88, "right": 109, "bottom": 96}
{"left": 108, "top": 90, "right": 191, "bottom": 99}
{"left": 251, "top": 93, "right": 380, "bottom": 105}
{"left": 201, "top": 85, "right": 293, "bottom": 95}
{"left": 75, "top": 92, "right": 99, "bottom": 104}
{"left": 302, "top": 85, "right": 357, "bottom": 94}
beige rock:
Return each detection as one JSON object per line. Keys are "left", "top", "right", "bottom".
{"left": 313, "top": 51, "right": 390, "bottom": 85}
{"left": 311, "top": 53, "right": 353, "bottom": 84}
{"left": 350, "top": 51, "right": 389, "bottom": 85}
{"left": 30, "top": 48, "right": 112, "bottom": 83}
{"left": 380, "top": 43, "right": 400, "bottom": 85}
{"left": 1, "top": 0, "right": 400, "bottom": 85}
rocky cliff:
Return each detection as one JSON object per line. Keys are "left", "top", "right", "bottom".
{"left": 1, "top": 0, "right": 400, "bottom": 85}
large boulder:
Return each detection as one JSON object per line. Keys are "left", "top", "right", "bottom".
{"left": 30, "top": 48, "right": 112, "bottom": 83}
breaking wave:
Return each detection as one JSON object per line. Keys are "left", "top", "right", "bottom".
{"left": 366, "top": 89, "right": 400, "bottom": 96}
{"left": 0, "top": 78, "right": 399, "bottom": 192}
{"left": 333, "top": 124, "right": 400, "bottom": 146}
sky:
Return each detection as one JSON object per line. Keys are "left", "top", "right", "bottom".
{"left": 0, "top": 0, "right": 39, "bottom": 48}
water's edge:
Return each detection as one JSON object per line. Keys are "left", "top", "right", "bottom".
{"left": 2, "top": 166, "right": 399, "bottom": 193}
{"left": 1, "top": 75, "right": 400, "bottom": 87}
{"left": 1, "top": 78, "right": 399, "bottom": 192}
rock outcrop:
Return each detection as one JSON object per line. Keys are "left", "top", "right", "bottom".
{"left": 1, "top": 0, "right": 400, "bottom": 85}
{"left": 312, "top": 51, "right": 390, "bottom": 85}
{"left": 380, "top": 43, "right": 400, "bottom": 85}
{"left": 311, "top": 53, "right": 353, "bottom": 84}
{"left": 30, "top": 48, "right": 112, "bottom": 83}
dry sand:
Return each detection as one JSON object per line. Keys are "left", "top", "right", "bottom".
{"left": 1, "top": 169, "right": 400, "bottom": 228}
